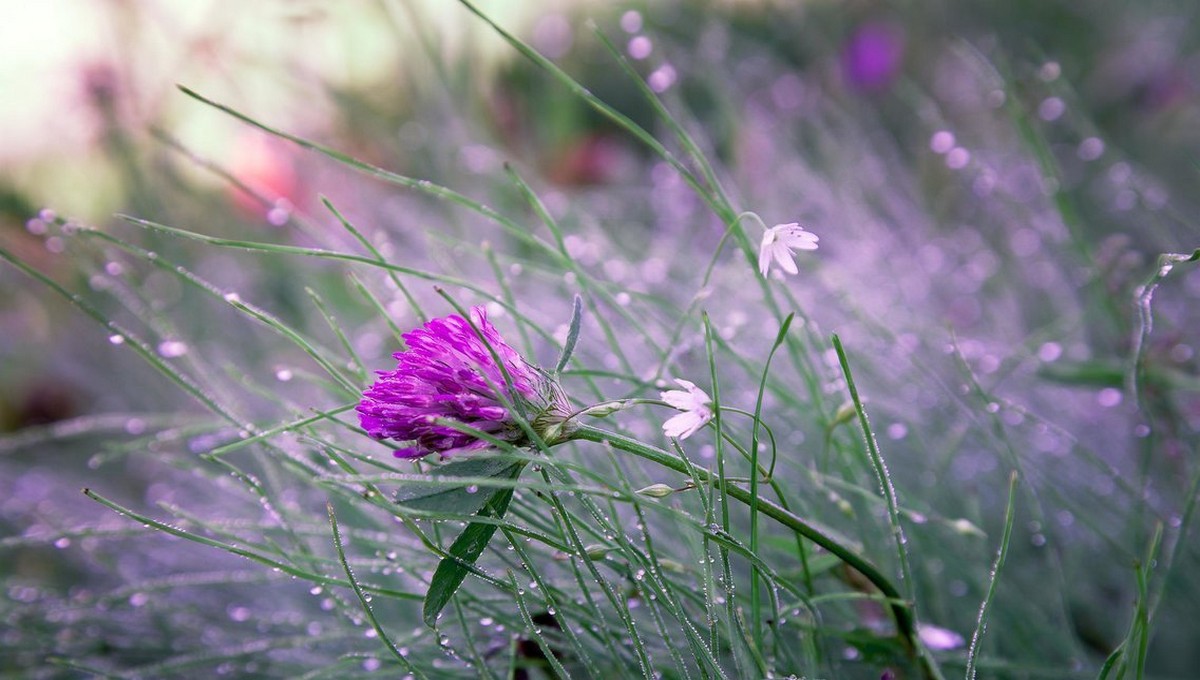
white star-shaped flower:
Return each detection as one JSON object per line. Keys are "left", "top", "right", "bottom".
{"left": 758, "top": 222, "right": 819, "bottom": 277}
{"left": 660, "top": 379, "right": 713, "bottom": 439}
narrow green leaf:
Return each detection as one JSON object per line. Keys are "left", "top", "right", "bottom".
{"left": 422, "top": 466, "right": 522, "bottom": 626}
{"left": 393, "top": 457, "right": 525, "bottom": 514}
{"left": 555, "top": 294, "right": 584, "bottom": 374}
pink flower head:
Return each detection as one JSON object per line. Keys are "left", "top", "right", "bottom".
{"left": 358, "top": 307, "right": 568, "bottom": 458}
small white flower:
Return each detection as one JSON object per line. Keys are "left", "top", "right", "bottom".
{"left": 758, "top": 222, "right": 819, "bottom": 277}
{"left": 660, "top": 378, "right": 713, "bottom": 439}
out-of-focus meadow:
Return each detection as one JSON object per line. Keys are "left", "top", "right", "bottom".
{"left": 2, "top": 0, "right": 1198, "bottom": 678}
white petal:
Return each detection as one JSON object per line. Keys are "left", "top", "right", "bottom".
{"left": 661, "top": 389, "right": 696, "bottom": 410}
{"left": 673, "top": 378, "right": 700, "bottom": 392}
{"left": 782, "top": 229, "right": 819, "bottom": 250}
{"left": 758, "top": 238, "right": 773, "bottom": 276}
{"left": 772, "top": 246, "right": 799, "bottom": 275}
{"left": 662, "top": 409, "right": 710, "bottom": 439}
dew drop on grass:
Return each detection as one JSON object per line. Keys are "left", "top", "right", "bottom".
{"left": 479, "top": 617, "right": 494, "bottom": 627}
{"left": 108, "top": 334, "right": 125, "bottom": 345}
{"left": 128, "top": 592, "right": 149, "bottom": 607}
{"left": 223, "top": 292, "right": 240, "bottom": 303}
{"left": 54, "top": 537, "right": 70, "bottom": 549}
{"left": 309, "top": 586, "right": 322, "bottom": 595}
{"left": 930, "top": 130, "right": 955, "bottom": 154}
{"left": 465, "top": 485, "right": 479, "bottom": 494}
{"left": 362, "top": 658, "right": 381, "bottom": 672}
{"left": 157, "top": 340, "right": 188, "bottom": 358}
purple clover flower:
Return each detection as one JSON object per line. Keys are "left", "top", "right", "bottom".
{"left": 358, "top": 307, "right": 571, "bottom": 459}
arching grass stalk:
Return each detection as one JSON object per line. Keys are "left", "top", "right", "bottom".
{"left": 566, "top": 425, "right": 942, "bottom": 680}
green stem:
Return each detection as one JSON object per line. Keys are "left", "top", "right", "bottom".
{"left": 567, "top": 425, "right": 938, "bottom": 678}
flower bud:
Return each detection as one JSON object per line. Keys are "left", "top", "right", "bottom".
{"left": 636, "top": 484, "right": 675, "bottom": 498}
{"left": 580, "top": 400, "right": 629, "bottom": 418}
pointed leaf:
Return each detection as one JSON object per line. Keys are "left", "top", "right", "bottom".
{"left": 393, "top": 456, "right": 524, "bottom": 514}
{"left": 554, "top": 294, "right": 584, "bottom": 374}
{"left": 422, "top": 466, "right": 522, "bottom": 626}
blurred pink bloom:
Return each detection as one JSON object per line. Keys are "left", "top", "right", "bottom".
{"left": 228, "top": 133, "right": 299, "bottom": 222}
{"left": 842, "top": 22, "right": 905, "bottom": 92}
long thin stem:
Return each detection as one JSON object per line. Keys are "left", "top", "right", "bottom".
{"left": 567, "top": 425, "right": 940, "bottom": 679}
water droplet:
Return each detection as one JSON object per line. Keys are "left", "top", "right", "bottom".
{"left": 930, "top": 130, "right": 955, "bottom": 154}
{"left": 129, "top": 592, "right": 149, "bottom": 607}
{"left": 54, "top": 537, "right": 71, "bottom": 549}
{"left": 620, "top": 10, "right": 642, "bottom": 33}
{"left": 108, "top": 334, "right": 125, "bottom": 345}
{"left": 1038, "top": 97, "right": 1065, "bottom": 121}
{"left": 648, "top": 63, "right": 677, "bottom": 93}
{"left": 465, "top": 485, "right": 479, "bottom": 494}
{"left": 627, "top": 36, "right": 652, "bottom": 60}
{"left": 157, "top": 340, "right": 188, "bottom": 358}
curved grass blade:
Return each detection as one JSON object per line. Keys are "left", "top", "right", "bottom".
{"left": 965, "top": 471, "right": 1019, "bottom": 680}
{"left": 328, "top": 504, "right": 422, "bottom": 676}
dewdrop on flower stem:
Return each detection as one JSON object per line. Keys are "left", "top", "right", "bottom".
{"left": 357, "top": 307, "right": 573, "bottom": 458}
{"left": 758, "top": 222, "right": 819, "bottom": 277}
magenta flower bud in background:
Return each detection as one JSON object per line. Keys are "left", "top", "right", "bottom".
{"left": 842, "top": 21, "right": 905, "bottom": 93}
{"left": 358, "top": 307, "right": 572, "bottom": 458}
